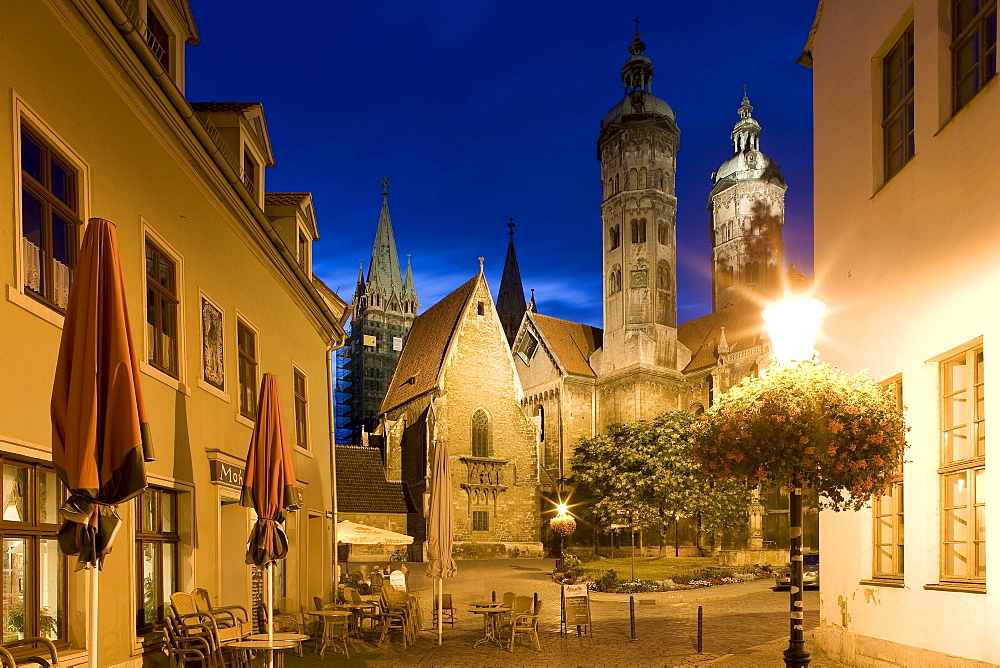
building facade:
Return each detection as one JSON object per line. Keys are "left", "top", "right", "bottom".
{"left": 2, "top": 1, "right": 347, "bottom": 664}
{"left": 805, "top": 0, "right": 999, "bottom": 664}
{"left": 338, "top": 182, "right": 417, "bottom": 444}
{"left": 379, "top": 271, "right": 543, "bottom": 559}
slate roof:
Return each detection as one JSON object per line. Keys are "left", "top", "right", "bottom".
{"left": 678, "top": 301, "right": 766, "bottom": 373}
{"left": 380, "top": 275, "right": 480, "bottom": 414}
{"left": 264, "top": 192, "right": 310, "bottom": 207}
{"left": 336, "top": 445, "right": 416, "bottom": 514}
{"left": 531, "top": 313, "right": 603, "bottom": 377}
{"left": 191, "top": 101, "right": 261, "bottom": 113}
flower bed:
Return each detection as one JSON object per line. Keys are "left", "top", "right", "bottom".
{"left": 553, "top": 562, "right": 774, "bottom": 593}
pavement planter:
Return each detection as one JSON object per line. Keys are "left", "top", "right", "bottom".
{"left": 285, "top": 559, "right": 836, "bottom": 666}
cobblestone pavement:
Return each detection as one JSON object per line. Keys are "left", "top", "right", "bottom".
{"left": 286, "top": 560, "right": 838, "bottom": 667}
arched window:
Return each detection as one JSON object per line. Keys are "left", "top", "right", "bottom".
{"left": 637, "top": 218, "right": 647, "bottom": 243}
{"left": 537, "top": 405, "right": 545, "bottom": 442}
{"left": 609, "top": 267, "right": 622, "bottom": 294}
{"left": 658, "top": 222, "right": 668, "bottom": 245}
{"left": 609, "top": 225, "right": 620, "bottom": 250}
{"left": 471, "top": 409, "right": 489, "bottom": 457}
{"left": 614, "top": 174, "right": 619, "bottom": 192}
{"left": 690, "top": 403, "right": 705, "bottom": 415}
{"left": 639, "top": 167, "right": 647, "bottom": 189}
{"left": 657, "top": 261, "right": 671, "bottom": 290}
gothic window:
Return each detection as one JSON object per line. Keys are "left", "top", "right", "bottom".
{"left": 609, "top": 225, "right": 621, "bottom": 250}
{"left": 537, "top": 405, "right": 545, "bottom": 442}
{"left": 639, "top": 167, "right": 647, "bottom": 189}
{"left": 744, "top": 261, "right": 760, "bottom": 285}
{"left": 471, "top": 409, "right": 490, "bottom": 457}
{"left": 657, "top": 222, "right": 668, "bottom": 245}
{"left": 708, "top": 375, "right": 716, "bottom": 406}
{"left": 631, "top": 219, "right": 646, "bottom": 243}
{"left": 609, "top": 266, "right": 622, "bottom": 294}
{"left": 614, "top": 174, "right": 619, "bottom": 193}
{"left": 657, "top": 261, "right": 671, "bottom": 290}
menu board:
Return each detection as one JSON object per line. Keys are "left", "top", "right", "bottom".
{"left": 562, "top": 583, "right": 592, "bottom": 633}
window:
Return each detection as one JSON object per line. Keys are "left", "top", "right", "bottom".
{"left": 939, "top": 345, "right": 985, "bottom": 582}
{"left": 516, "top": 332, "right": 539, "bottom": 361}
{"left": 477, "top": 301, "right": 485, "bottom": 316}
{"left": 0, "top": 460, "right": 66, "bottom": 645}
{"left": 296, "top": 228, "right": 309, "bottom": 270}
{"left": 293, "top": 369, "right": 308, "bottom": 449}
{"left": 873, "top": 375, "right": 904, "bottom": 580}
{"left": 658, "top": 222, "right": 668, "bottom": 245}
{"left": 631, "top": 219, "right": 646, "bottom": 243}
{"left": 136, "top": 488, "right": 178, "bottom": 633}
{"left": 609, "top": 225, "right": 621, "bottom": 250}
{"left": 471, "top": 409, "right": 489, "bottom": 457}
{"left": 242, "top": 148, "right": 256, "bottom": 197}
{"left": 952, "top": 0, "right": 997, "bottom": 112}
{"left": 20, "top": 125, "right": 81, "bottom": 310}
{"left": 657, "top": 261, "right": 671, "bottom": 290}
{"left": 237, "top": 321, "right": 258, "bottom": 420}
{"left": 144, "top": 4, "right": 170, "bottom": 72}
{"left": 472, "top": 510, "right": 489, "bottom": 532}
{"left": 537, "top": 405, "right": 545, "bottom": 442}
{"left": 145, "top": 240, "right": 179, "bottom": 377}
{"left": 609, "top": 267, "right": 622, "bottom": 294}
{"left": 883, "top": 25, "right": 915, "bottom": 180}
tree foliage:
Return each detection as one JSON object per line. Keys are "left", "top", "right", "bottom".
{"left": 690, "top": 361, "right": 908, "bottom": 511}
{"left": 572, "top": 411, "right": 752, "bottom": 538}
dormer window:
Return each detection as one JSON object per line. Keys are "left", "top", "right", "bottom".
{"left": 296, "top": 227, "right": 309, "bottom": 271}
{"left": 144, "top": 5, "right": 171, "bottom": 73}
{"left": 242, "top": 148, "right": 256, "bottom": 198}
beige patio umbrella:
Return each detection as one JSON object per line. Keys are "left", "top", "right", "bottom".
{"left": 50, "top": 218, "right": 154, "bottom": 668}
{"left": 425, "top": 439, "right": 457, "bottom": 645}
{"left": 336, "top": 520, "right": 413, "bottom": 546}
{"left": 241, "top": 373, "right": 298, "bottom": 665}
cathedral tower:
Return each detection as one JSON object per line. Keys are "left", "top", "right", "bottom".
{"left": 339, "top": 179, "right": 418, "bottom": 443}
{"left": 594, "top": 24, "right": 684, "bottom": 428}
{"left": 708, "top": 93, "right": 786, "bottom": 310}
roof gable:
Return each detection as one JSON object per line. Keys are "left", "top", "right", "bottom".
{"left": 678, "top": 302, "right": 766, "bottom": 372}
{"left": 335, "top": 445, "right": 416, "bottom": 514}
{"left": 380, "top": 275, "right": 479, "bottom": 413}
{"left": 531, "top": 313, "right": 603, "bottom": 377}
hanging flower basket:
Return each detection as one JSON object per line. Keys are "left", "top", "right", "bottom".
{"left": 550, "top": 514, "right": 577, "bottom": 536}
{"left": 689, "top": 361, "right": 908, "bottom": 511}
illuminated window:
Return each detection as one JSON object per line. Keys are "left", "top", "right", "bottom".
{"left": 472, "top": 510, "right": 489, "bottom": 532}
{"left": 135, "top": 488, "right": 178, "bottom": 632}
{"left": 952, "top": 0, "right": 997, "bottom": 112}
{"left": 939, "top": 345, "right": 984, "bottom": 583}
{"left": 883, "top": 25, "right": 914, "bottom": 180}
{"left": 237, "top": 321, "right": 258, "bottom": 420}
{"left": 145, "top": 239, "right": 179, "bottom": 377}
{"left": 294, "top": 369, "right": 308, "bottom": 449}
{"left": 472, "top": 409, "right": 490, "bottom": 457}
{"left": 873, "top": 374, "right": 904, "bottom": 580}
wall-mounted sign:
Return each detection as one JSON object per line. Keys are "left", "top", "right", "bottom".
{"left": 363, "top": 334, "right": 376, "bottom": 348}
{"left": 210, "top": 459, "right": 245, "bottom": 487}
{"left": 392, "top": 336, "right": 403, "bottom": 351}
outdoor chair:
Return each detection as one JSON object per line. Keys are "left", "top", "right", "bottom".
{"left": 171, "top": 592, "right": 244, "bottom": 648}
{"left": 499, "top": 595, "right": 533, "bottom": 640}
{"left": 376, "top": 595, "right": 408, "bottom": 649}
{"left": 508, "top": 598, "right": 542, "bottom": 652}
{"left": 191, "top": 588, "right": 251, "bottom": 638}
{"left": 162, "top": 615, "right": 214, "bottom": 667}
{"left": 166, "top": 609, "right": 231, "bottom": 668}
{"left": 0, "top": 637, "right": 60, "bottom": 668}
{"left": 346, "top": 587, "right": 379, "bottom": 632}
{"left": 271, "top": 597, "right": 303, "bottom": 634}
{"left": 432, "top": 593, "right": 455, "bottom": 628}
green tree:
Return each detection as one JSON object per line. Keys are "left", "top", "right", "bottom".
{"left": 573, "top": 411, "right": 752, "bottom": 554}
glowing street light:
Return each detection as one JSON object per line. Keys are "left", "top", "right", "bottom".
{"left": 550, "top": 502, "right": 577, "bottom": 570}
{"left": 763, "top": 294, "right": 824, "bottom": 668}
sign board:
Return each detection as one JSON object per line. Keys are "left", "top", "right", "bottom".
{"left": 392, "top": 336, "right": 403, "bottom": 351}
{"left": 561, "top": 583, "right": 592, "bottom": 636}
{"left": 363, "top": 334, "right": 376, "bottom": 348}
{"left": 209, "top": 460, "right": 245, "bottom": 487}
{"left": 610, "top": 523, "right": 631, "bottom": 530}
{"left": 389, "top": 570, "right": 407, "bottom": 591}
{"left": 616, "top": 509, "right": 632, "bottom": 516}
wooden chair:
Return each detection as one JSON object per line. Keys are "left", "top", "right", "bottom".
{"left": 431, "top": 593, "right": 456, "bottom": 628}
{"left": 508, "top": 598, "right": 542, "bottom": 652}
{"left": 0, "top": 638, "right": 60, "bottom": 668}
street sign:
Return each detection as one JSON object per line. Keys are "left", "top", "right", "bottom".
{"left": 616, "top": 509, "right": 632, "bottom": 515}
{"left": 610, "top": 523, "right": 630, "bottom": 529}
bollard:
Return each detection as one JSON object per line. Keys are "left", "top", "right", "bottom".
{"left": 534, "top": 592, "right": 539, "bottom": 610}
{"left": 630, "top": 595, "right": 636, "bottom": 641}
{"left": 697, "top": 605, "right": 703, "bottom": 653}
{"left": 492, "top": 590, "right": 496, "bottom": 603}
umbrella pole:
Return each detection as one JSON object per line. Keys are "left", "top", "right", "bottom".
{"left": 267, "top": 562, "right": 274, "bottom": 668}
{"left": 437, "top": 577, "right": 442, "bottom": 645}
{"left": 89, "top": 567, "right": 98, "bottom": 668}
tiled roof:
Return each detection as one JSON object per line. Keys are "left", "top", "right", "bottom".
{"left": 380, "top": 275, "right": 480, "bottom": 414}
{"left": 679, "top": 302, "right": 766, "bottom": 372}
{"left": 190, "top": 101, "right": 261, "bottom": 113}
{"left": 531, "top": 313, "right": 603, "bottom": 377}
{"left": 336, "top": 445, "right": 416, "bottom": 514}
{"left": 264, "top": 192, "right": 310, "bottom": 207}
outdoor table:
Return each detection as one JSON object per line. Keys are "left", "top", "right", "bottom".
{"left": 342, "top": 602, "right": 379, "bottom": 635}
{"left": 306, "top": 609, "right": 352, "bottom": 657}
{"left": 468, "top": 603, "right": 511, "bottom": 649}
{"left": 246, "top": 632, "right": 309, "bottom": 657}
{"left": 225, "top": 638, "right": 297, "bottom": 667}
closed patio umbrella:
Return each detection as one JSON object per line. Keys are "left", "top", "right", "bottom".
{"left": 425, "top": 439, "right": 456, "bottom": 645}
{"left": 50, "top": 217, "right": 154, "bottom": 668}
{"left": 241, "top": 373, "right": 298, "bottom": 662}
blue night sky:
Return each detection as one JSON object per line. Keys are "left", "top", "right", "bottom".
{"left": 185, "top": 1, "right": 817, "bottom": 328}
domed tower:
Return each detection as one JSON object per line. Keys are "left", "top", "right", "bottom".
{"left": 595, "top": 23, "right": 684, "bottom": 427}
{"left": 708, "top": 92, "right": 786, "bottom": 310}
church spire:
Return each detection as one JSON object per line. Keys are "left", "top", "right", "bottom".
{"left": 367, "top": 176, "right": 404, "bottom": 294}
{"left": 496, "top": 217, "right": 527, "bottom": 347}
{"left": 731, "top": 87, "right": 761, "bottom": 153}
{"left": 622, "top": 17, "right": 654, "bottom": 94}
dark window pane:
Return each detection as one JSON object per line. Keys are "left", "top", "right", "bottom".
{"left": 51, "top": 214, "right": 71, "bottom": 267}
{"left": 50, "top": 160, "right": 70, "bottom": 205}
{"left": 20, "top": 132, "right": 42, "bottom": 182}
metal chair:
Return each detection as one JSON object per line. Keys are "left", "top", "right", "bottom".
{"left": 162, "top": 616, "right": 214, "bottom": 667}
{"left": 191, "top": 588, "right": 251, "bottom": 638}
{"left": 431, "top": 592, "right": 456, "bottom": 628}
{"left": 0, "top": 637, "right": 60, "bottom": 667}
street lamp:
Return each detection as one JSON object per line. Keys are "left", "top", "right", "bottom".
{"left": 550, "top": 502, "right": 577, "bottom": 570}
{"left": 762, "top": 294, "right": 824, "bottom": 668}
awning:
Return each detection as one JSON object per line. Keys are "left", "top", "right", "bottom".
{"left": 336, "top": 520, "right": 413, "bottom": 546}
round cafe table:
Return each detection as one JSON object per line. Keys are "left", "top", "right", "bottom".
{"left": 246, "top": 633, "right": 309, "bottom": 657}
{"left": 225, "top": 638, "right": 297, "bottom": 667}
{"left": 468, "top": 603, "right": 511, "bottom": 649}
{"left": 306, "top": 609, "right": 352, "bottom": 658}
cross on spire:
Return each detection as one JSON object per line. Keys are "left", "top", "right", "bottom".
{"left": 634, "top": 16, "right": 640, "bottom": 32}
{"left": 381, "top": 175, "right": 390, "bottom": 195}
{"left": 508, "top": 217, "right": 515, "bottom": 237}
{"left": 743, "top": 84, "right": 749, "bottom": 97}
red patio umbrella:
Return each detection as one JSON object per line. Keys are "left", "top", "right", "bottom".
{"left": 50, "top": 217, "right": 153, "bottom": 668}
{"left": 241, "top": 373, "right": 298, "bottom": 656}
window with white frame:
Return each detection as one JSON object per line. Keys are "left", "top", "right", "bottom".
{"left": 873, "top": 374, "right": 904, "bottom": 580}
{"left": 237, "top": 320, "right": 258, "bottom": 420}
{"left": 293, "top": 368, "right": 308, "bottom": 449}
{"left": 135, "top": 488, "right": 178, "bottom": 633}
{"left": 939, "top": 345, "right": 985, "bottom": 584}
{"left": 145, "top": 239, "right": 179, "bottom": 378}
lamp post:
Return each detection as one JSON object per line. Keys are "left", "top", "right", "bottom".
{"left": 551, "top": 503, "right": 577, "bottom": 571}
{"left": 762, "top": 295, "right": 824, "bottom": 668}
